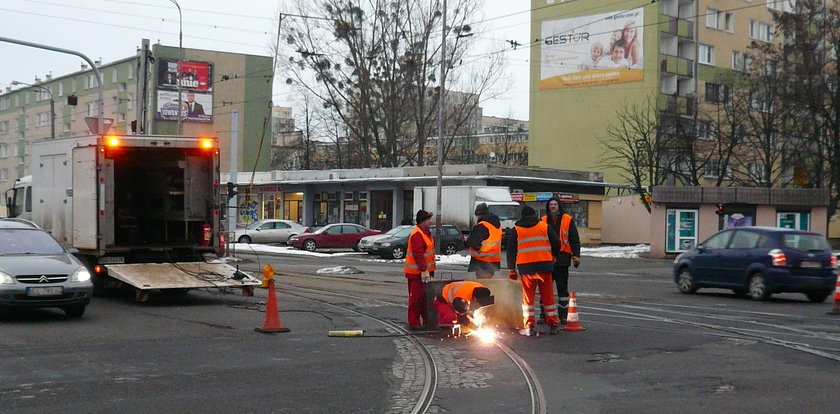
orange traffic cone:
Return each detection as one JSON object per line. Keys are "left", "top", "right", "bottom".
{"left": 562, "top": 291, "right": 586, "bottom": 332}
{"left": 827, "top": 272, "right": 840, "bottom": 315}
{"left": 256, "top": 278, "right": 290, "bottom": 333}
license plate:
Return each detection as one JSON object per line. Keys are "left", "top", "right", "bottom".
{"left": 99, "top": 256, "right": 125, "bottom": 264}
{"left": 800, "top": 261, "right": 822, "bottom": 269}
{"left": 27, "top": 287, "right": 63, "bottom": 297}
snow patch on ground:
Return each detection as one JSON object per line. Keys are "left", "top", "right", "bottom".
{"left": 581, "top": 244, "right": 650, "bottom": 258}
{"left": 316, "top": 266, "right": 364, "bottom": 275}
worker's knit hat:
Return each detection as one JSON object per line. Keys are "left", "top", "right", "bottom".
{"left": 415, "top": 209, "right": 433, "bottom": 225}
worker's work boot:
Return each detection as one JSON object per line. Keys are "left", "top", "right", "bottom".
{"left": 518, "top": 327, "right": 536, "bottom": 337}
{"left": 549, "top": 326, "right": 561, "bottom": 335}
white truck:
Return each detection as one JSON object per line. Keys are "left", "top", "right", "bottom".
{"left": 413, "top": 186, "right": 521, "bottom": 233}
{"left": 4, "top": 134, "right": 260, "bottom": 301}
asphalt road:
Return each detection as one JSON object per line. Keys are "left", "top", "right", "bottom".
{"left": 2, "top": 249, "right": 840, "bottom": 413}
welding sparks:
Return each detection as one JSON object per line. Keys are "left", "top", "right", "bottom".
{"left": 471, "top": 327, "right": 498, "bottom": 344}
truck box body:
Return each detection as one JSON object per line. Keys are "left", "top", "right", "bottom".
{"left": 413, "top": 186, "right": 521, "bottom": 232}
{"left": 11, "top": 135, "right": 260, "bottom": 295}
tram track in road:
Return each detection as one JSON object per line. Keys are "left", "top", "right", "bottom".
{"left": 581, "top": 299, "right": 840, "bottom": 362}
{"left": 285, "top": 284, "right": 546, "bottom": 414}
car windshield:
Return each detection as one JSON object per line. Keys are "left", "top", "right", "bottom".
{"left": 246, "top": 221, "right": 264, "bottom": 230}
{"left": 782, "top": 233, "right": 831, "bottom": 252}
{"left": 385, "top": 226, "right": 406, "bottom": 236}
{"left": 0, "top": 229, "right": 66, "bottom": 255}
{"left": 489, "top": 204, "right": 520, "bottom": 221}
{"left": 394, "top": 227, "right": 414, "bottom": 237}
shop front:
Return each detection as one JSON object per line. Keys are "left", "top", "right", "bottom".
{"left": 513, "top": 191, "right": 606, "bottom": 244}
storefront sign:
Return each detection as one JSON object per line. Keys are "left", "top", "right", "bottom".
{"left": 556, "top": 193, "right": 579, "bottom": 202}
{"left": 511, "top": 193, "right": 524, "bottom": 202}
{"left": 258, "top": 185, "right": 281, "bottom": 193}
{"left": 523, "top": 193, "right": 537, "bottom": 202}
{"left": 536, "top": 192, "right": 553, "bottom": 201}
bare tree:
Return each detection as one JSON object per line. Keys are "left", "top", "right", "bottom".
{"left": 277, "top": 0, "right": 503, "bottom": 168}
{"left": 599, "top": 95, "right": 671, "bottom": 212}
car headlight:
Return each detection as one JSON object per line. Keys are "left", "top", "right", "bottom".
{"left": 0, "top": 270, "right": 14, "bottom": 284}
{"left": 381, "top": 242, "right": 391, "bottom": 247}
{"left": 71, "top": 266, "right": 92, "bottom": 283}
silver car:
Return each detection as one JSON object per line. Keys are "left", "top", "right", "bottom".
{"left": 0, "top": 220, "right": 93, "bottom": 317}
{"left": 358, "top": 225, "right": 412, "bottom": 254}
{"left": 234, "top": 219, "right": 308, "bottom": 244}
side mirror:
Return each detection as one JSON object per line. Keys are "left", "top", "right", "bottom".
{"left": 695, "top": 244, "right": 705, "bottom": 251}
{"left": 67, "top": 247, "right": 79, "bottom": 254}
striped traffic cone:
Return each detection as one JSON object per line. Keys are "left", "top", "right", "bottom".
{"left": 562, "top": 291, "right": 586, "bottom": 332}
{"left": 827, "top": 272, "right": 840, "bottom": 315}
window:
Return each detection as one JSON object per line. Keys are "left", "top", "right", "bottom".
{"left": 63, "top": 123, "right": 71, "bottom": 133}
{"left": 750, "top": 93, "right": 771, "bottom": 112}
{"left": 748, "top": 163, "right": 766, "bottom": 180}
{"left": 706, "top": 9, "right": 734, "bottom": 31}
{"left": 0, "top": 97, "right": 9, "bottom": 110}
{"left": 666, "top": 209, "right": 698, "bottom": 252}
{"left": 36, "top": 89, "right": 50, "bottom": 102}
{"left": 0, "top": 143, "right": 6, "bottom": 158}
{"left": 118, "top": 82, "right": 127, "bottom": 92}
{"left": 699, "top": 44, "right": 714, "bottom": 64}
{"left": 729, "top": 231, "right": 761, "bottom": 249}
{"left": 732, "top": 51, "right": 746, "bottom": 71}
{"left": 698, "top": 120, "right": 714, "bottom": 140}
{"left": 127, "top": 64, "right": 134, "bottom": 79}
{"left": 111, "top": 68, "right": 118, "bottom": 83}
{"left": 86, "top": 74, "right": 98, "bottom": 89}
{"left": 0, "top": 120, "right": 7, "bottom": 134}
{"left": 118, "top": 113, "right": 126, "bottom": 123}
{"left": 326, "top": 226, "right": 342, "bottom": 235}
{"left": 71, "top": 79, "right": 77, "bottom": 93}
{"left": 705, "top": 82, "right": 721, "bottom": 103}
{"left": 36, "top": 112, "right": 51, "bottom": 127}
{"left": 777, "top": 212, "right": 809, "bottom": 231}
{"left": 767, "top": 0, "right": 795, "bottom": 12}
{"left": 0, "top": 168, "right": 7, "bottom": 182}
{"left": 58, "top": 82, "right": 63, "bottom": 97}
{"left": 276, "top": 222, "right": 290, "bottom": 229}
{"left": 749, "top": 20, "right": 774, "bottom": 42}
{"left": 702, "top": 230, "right": 733, "bottom": 249}
{"left": 86, "top": 102, "right": 97, "bottom": 117}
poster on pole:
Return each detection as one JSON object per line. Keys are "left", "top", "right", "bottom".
{"left": 157, "top": 59, "right": 213, "bottom": 92}
{"left": 155, "top": 59, "right": 213, "bottom": 123}
{"left": 540, "top": 7, "right": 644, "bottom": 89}
{"left": 155, "top": 90, "right": 212, "bottom": 123}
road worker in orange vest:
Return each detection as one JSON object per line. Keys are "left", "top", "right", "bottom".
{"left": 433, "top": 280, "right": 495, "bottom": 328}
{"left": 404, "top": 209, "right": 436, "bottom": 331}
{"left": 465, "top": 203, "right": 502, "bottom": 279}
{"left": 506, "top": 205, "right": 562, "bottom": 336}
{"left": 540, "top": 196, "right": 581, "bottom": 324}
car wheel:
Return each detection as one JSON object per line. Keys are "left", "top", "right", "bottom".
{"left": 352, "top": 241, "right": 361, "bottom": 252}
{"left": 806, "top": 291, "right": 832, "bottom": 303}
{"left": 238, "top": 235, "right": 252, "bottom": 244}
{"left": 748, "top": 273, "right": 771, "bottom": 301}
{"left": 285, "top": 234, "right": 298, "bottom": 245}
{"left": 391, "top": 246, "right": 406, "bottom": 260}
{"left": 303, "top": 239, "right": 317, "bottom": 252}
{"left": 444, "top": 243, "right": 458, "bottom": 255}
{"left": 63, "top": 304, "right": 86, "bottom": 318}
{"left": 676, "top": 268, "right": 698, "bottom": 294}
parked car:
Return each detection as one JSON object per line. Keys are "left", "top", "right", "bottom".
{"left": 0, "top": 219, "right": 93, "bottom": 317}
{"left": 289, "top": 223, "right": 381, "bottom": 252}
{"left": 358, "top": 225, "right": 412, "bottom": 254}
{"left": 673, "top": 227, "right": 837, "bottom": 302}
{"left": 370, "top": 224, "right": 465, "bottom": 259}
{"left": 234, "top": 219, "right": 308, "bottom": 244}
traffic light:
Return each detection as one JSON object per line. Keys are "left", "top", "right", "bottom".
{"left": 715, "top": 203, "right": 725, "bottom": 217}
{"left": 226, "top": 182, "right": 238, "bottom": 200}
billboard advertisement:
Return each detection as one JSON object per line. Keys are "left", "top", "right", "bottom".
{"left": 155, "top": 59, "right": 213, "bottom": 122}
{"left": 540, "top": 8, "right": 644, "bottom": 89}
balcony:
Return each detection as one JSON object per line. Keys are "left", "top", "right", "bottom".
{"left": 661, "top": 17, "right": 694, "bottom": 39}
{"left": 657, "top": 94, "right": 696, "bottom": 116}
{"left": 660, "top": 54, "right": 694, "bottom": 77}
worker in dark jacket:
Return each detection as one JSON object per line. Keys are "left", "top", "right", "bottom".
{"left": 465, "top": 203, "right": 502, "bottom": 279}
{"left": 506, "top": 205, "right": 562, "bottom": 336}
{"left": 541, "top": 196, "right": 581, "bottom": 324}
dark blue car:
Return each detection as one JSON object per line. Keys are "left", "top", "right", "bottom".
{"left": 673, "top": 227, "right": 837, "bottom": 302}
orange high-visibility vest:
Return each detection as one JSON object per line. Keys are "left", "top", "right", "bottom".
{"left": 542, "top": 214, "right": 573, "bottom": 254}
{"left": 469, "top": 221, "right": 502, "bottom": 263}
{"left": 515, "top": 221, "right": 553, "bottom": 265}
{"left": 404, "top": 226, "right": 436, "bottom": 275}
{"left": 441, "top": 280, "right": 485, "bottom": 305}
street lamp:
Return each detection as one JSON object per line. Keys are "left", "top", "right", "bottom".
{"left": 169, "top": 0, "right": 183, "bottom": 135}
{"left": 12, "top": 80, "right": 54, "bottom": 139}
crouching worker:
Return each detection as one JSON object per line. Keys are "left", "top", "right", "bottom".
{"left": 433, "top": 281, "right": 495, "bottom": 329}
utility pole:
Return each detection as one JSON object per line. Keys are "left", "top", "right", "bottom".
{"left": 12, "top": 80, "right": 55, "bottom": 139}
{"left": 169, "top": 0, "right": 183, "bottom": 135}
{"left": 435, "top": 0, "right": 447, "bottom": 249}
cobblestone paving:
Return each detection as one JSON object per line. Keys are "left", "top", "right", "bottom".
{"left": 426, "top": 344, "right": 493, "bottom": 389}
{"left": 386, "top": 337, "right": 427, "bottom": 414}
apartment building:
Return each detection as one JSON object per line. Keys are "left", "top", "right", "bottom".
{"left": 529, "top": 0, "right": 786, "bottom": 183}
{"left": 0, "top": 40, "right": 273, "bottom": 190}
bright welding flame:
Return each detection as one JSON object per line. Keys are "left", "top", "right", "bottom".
{"left": 473, "top": 327, "right": 498, "bottom": 344}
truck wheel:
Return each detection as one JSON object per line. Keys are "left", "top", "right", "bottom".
{"left": 238, "top": 235, "right": 252, "bottom": 244}
{"left": 391, "top": 246, "right": 406, "bottom": 259}
{"left": 63, "top": 305, "right": 86, "bottom": 318}
{"left": 303, "top": 239, "right": 317, "bottom": 252}
{"left": 444, "top": 243, "right": 458, "bottom": 255}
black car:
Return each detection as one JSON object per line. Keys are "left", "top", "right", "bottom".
{"left": 370, "top": 225, "right": 465, "bottom": 259}
{"left": 673, "top": 227, "right": 837, "bottom": 302}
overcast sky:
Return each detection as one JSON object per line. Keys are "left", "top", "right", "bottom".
{"left": 0, "top": 0, "right": 532, "bottom": 120}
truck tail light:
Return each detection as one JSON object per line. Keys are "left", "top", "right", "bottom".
{"left": 768, "top": 249, "right": 787, "bottom": 266}
{"left": 200, "top": 138, "right": 214, "bottom": 149}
